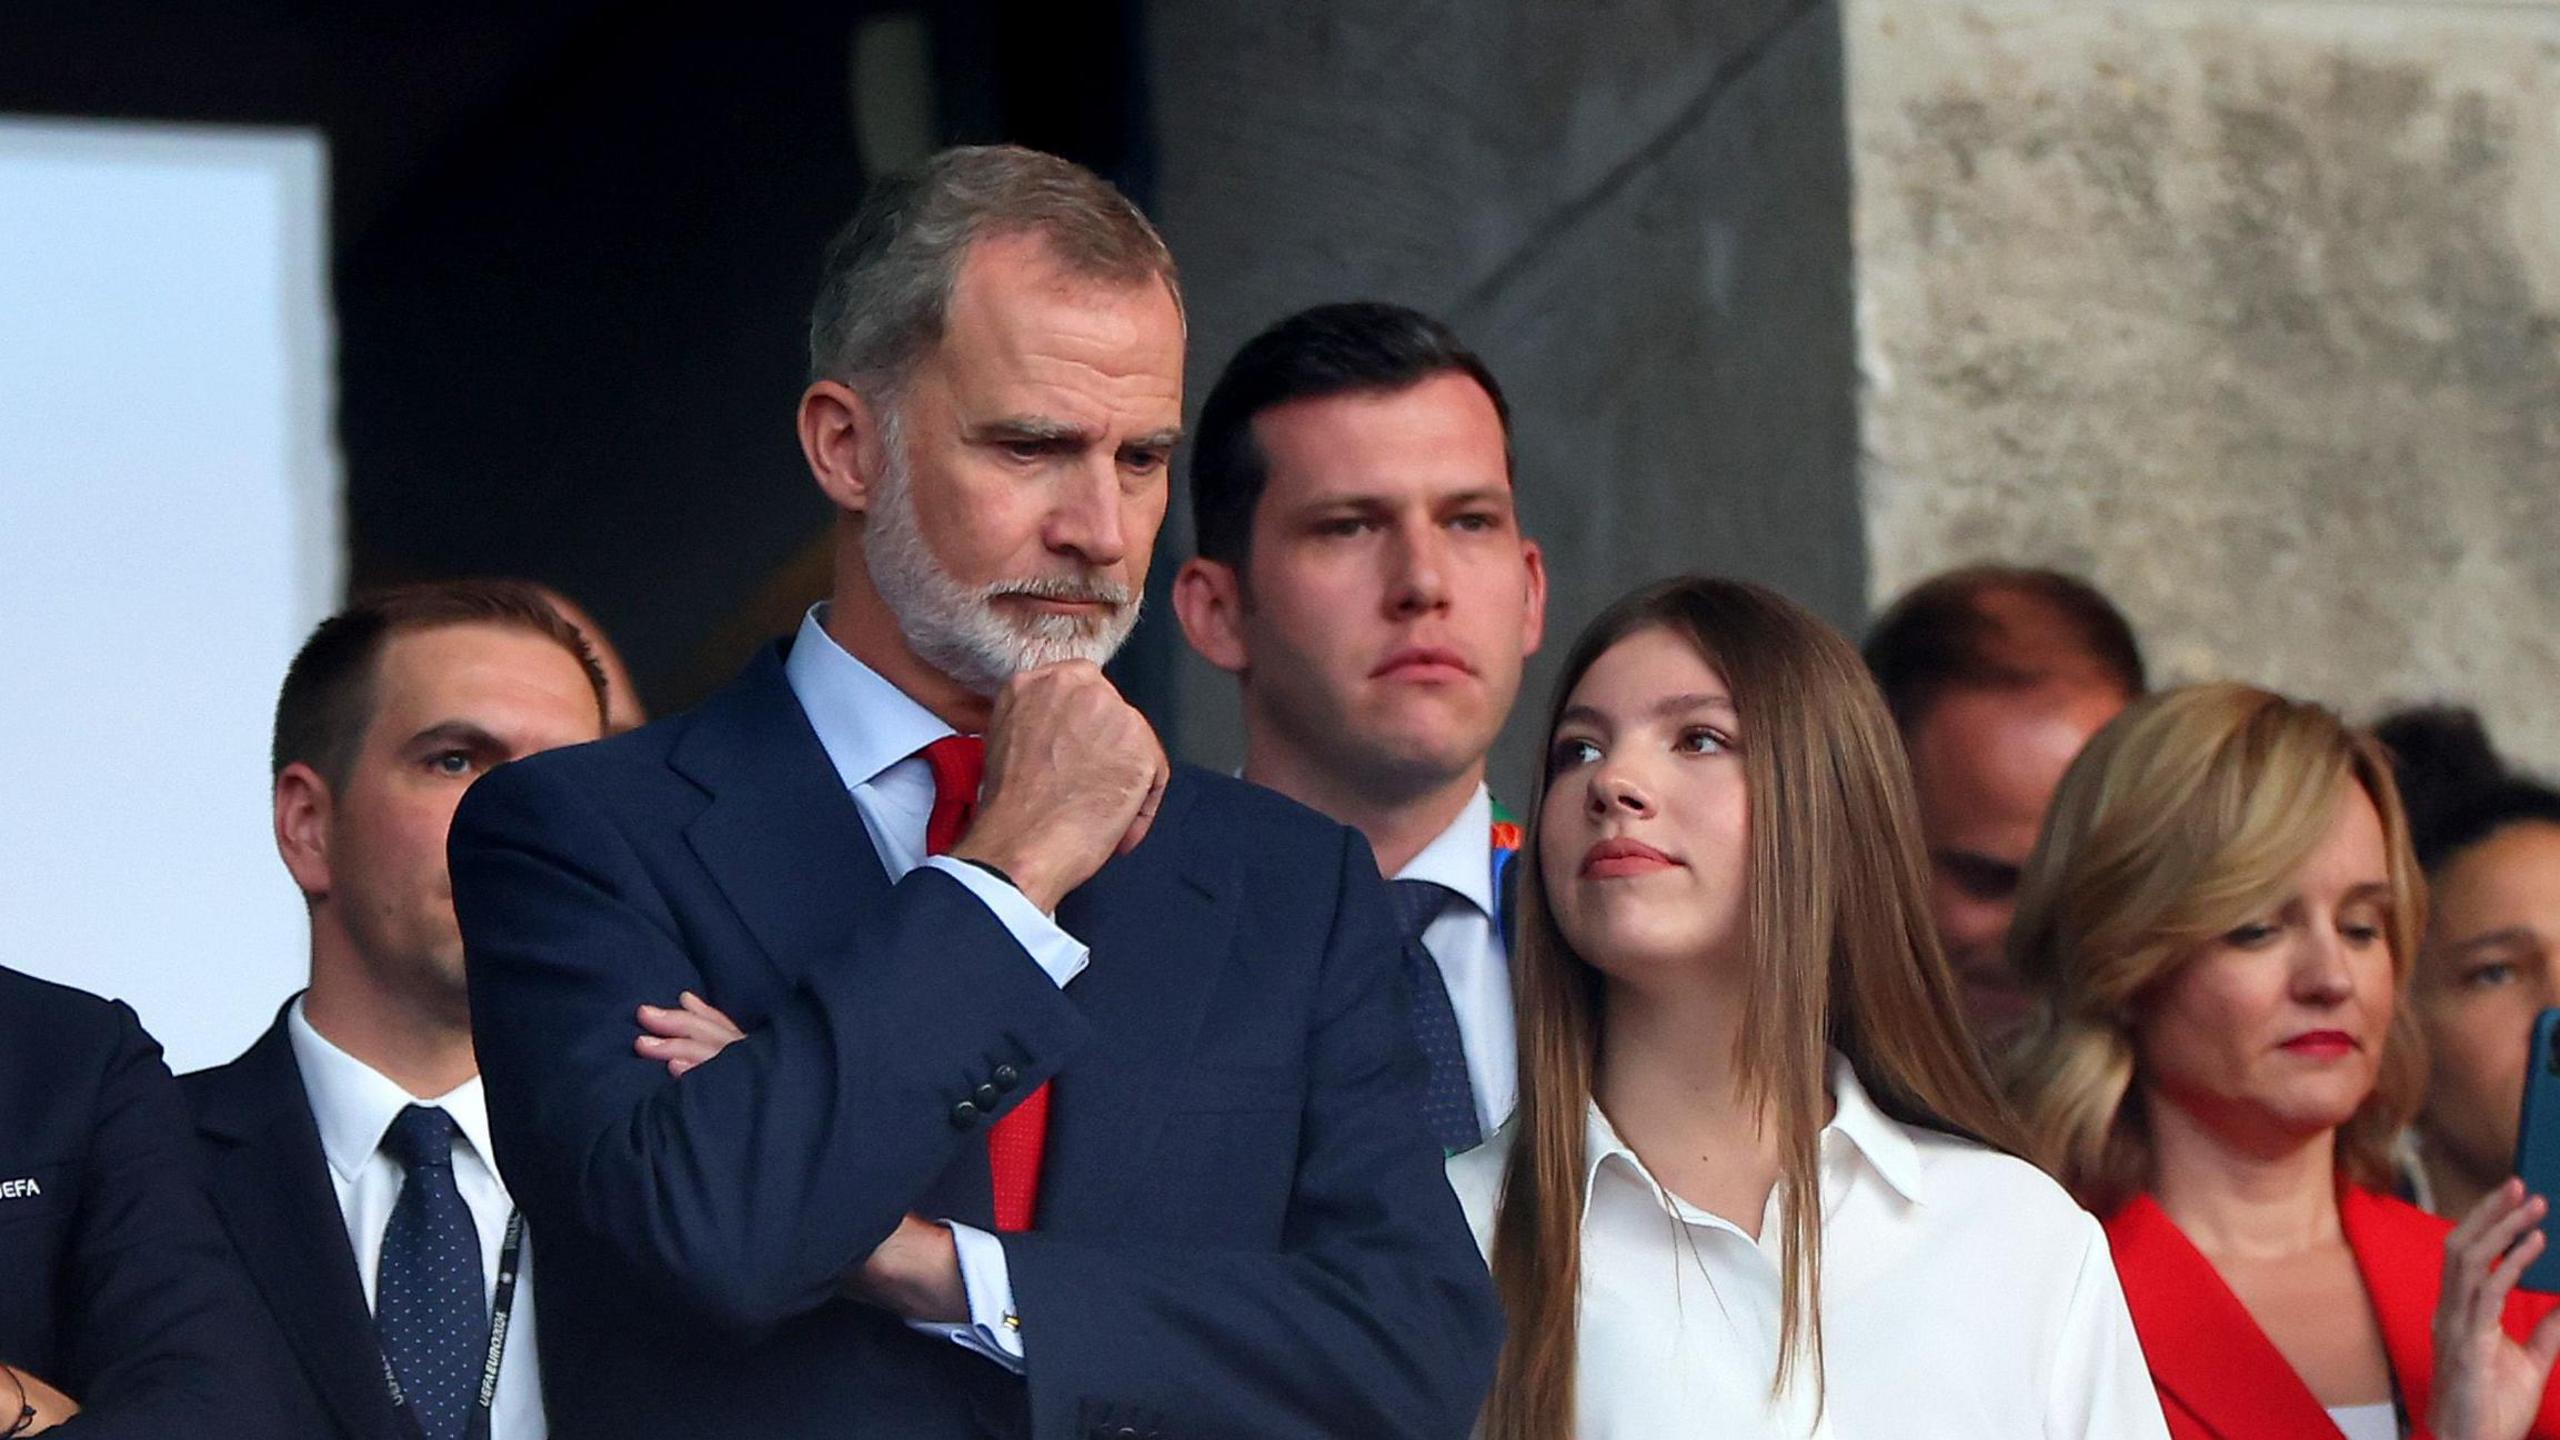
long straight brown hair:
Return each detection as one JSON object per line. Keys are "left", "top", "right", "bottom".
{"left": 1480, "top": 577, "right": 2028, "bottom": 1439}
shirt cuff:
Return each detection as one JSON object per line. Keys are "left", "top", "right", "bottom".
{"left": 902, "top": 1222, "right": 1025, "bottom": 1372}
{"left": 920, "top": 855, "right": 1089, "bottom": 988}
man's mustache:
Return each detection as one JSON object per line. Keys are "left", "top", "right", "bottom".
{"left": 984, "top": 576, "right": 1135, "bottom": 608}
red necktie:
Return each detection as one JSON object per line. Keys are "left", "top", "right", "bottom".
{"left": 919, "top": 735, "right": 1050, "bottom": 1232}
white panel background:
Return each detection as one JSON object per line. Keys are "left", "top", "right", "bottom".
{"left": 0, "top": 117, "right": 340, "bottom": 1072}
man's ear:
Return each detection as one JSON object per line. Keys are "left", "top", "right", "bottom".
{"left": 1173, "top": 556, "right": 1251, "bottom": 674}
{"left": 1519, "top": 537, "right": 1550, "bottom": 658}
{"left": 799, "top": 380, "right": 890, "bottom": 517}
{"left": 273, "top": 762, "right": 335, "bottom": 901}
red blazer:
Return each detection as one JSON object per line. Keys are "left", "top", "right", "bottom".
{"left": 2106, "top": 1187, "right": 2560, "bottom": 1440}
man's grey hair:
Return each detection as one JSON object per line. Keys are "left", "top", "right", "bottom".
{"left": 806, "top": 144, "right": 1182, "bottom": 394}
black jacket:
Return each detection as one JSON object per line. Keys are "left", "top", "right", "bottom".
{"left": 0, "top": 965, "right": 280, "bottom": 1438}
{"left": 181, "top": 1005, "right": 407, "bottom": 1440}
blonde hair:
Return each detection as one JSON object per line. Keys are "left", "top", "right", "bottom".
{"left": 2005, "top": 682, "right": 2427, "bottom": 1213}
{"left": 1481, "top": 577, "right": 2025, "bottom": 1439}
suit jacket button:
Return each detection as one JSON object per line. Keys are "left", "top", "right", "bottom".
{"left": 973, "top": 1083, "right": 1001, "bottom": 1109}
{"left": 950, "top": 1100, "right": 982, "bottom": 1129}
{"left": 992, "top": 1064, "right": 1021, "bottom": 1091}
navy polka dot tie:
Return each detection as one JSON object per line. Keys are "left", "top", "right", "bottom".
{"left": 376, "top": 1105, "right": 487, "bottom": 1440}
{"left": 1392, "top": 879, "right": 1483, "bottom": 1152}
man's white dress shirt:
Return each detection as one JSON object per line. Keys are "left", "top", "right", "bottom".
{"left": 1445, "top": 1056, "right": 2171, "bottom": 1438}
{"left": 1394, "top": 786, "right": 1516, "bottom": 1140}
{"left": 782, "top": 606, "right": 1092, "bottom": 1372}
{"left": 288, "top": 1000, "right": 547, "bottom": 1440}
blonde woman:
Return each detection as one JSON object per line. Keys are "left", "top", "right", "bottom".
{"left": 1450, "top": 577, "right": 2166, "bottom": 1438}
{"left": 2009, "top": 683, "right": 2560, "bottom": 1440}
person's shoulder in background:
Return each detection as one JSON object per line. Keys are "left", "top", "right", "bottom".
{"left": 0, "top": 963, "right": 291, "bottom": 1438}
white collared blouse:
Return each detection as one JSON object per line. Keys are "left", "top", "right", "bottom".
{"left": 1444, "top": 1056, "right": 2169, "bottom": 1438}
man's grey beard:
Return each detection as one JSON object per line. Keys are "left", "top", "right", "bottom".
{"left": 862, "top": 413, "right": 1143, "bottom": 697}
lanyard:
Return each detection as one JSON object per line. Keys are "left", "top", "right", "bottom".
{"left": 382, "top": 1209, "right": 524, "bottom": 1440}
{"left": 1489, "top": 831, "right": 1518, "bottom": 946}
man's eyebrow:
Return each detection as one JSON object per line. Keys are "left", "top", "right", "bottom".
{"left": 1290, "top": 485, "right": 1513, "bottom": 512}
{"left": 968, "top": 418, "right": 1184, "bottom": 453}
{"left": 2448, "top": 924, "right": 2538, "bottom": 958}
{"left": 972, "top": 415, "right": 1090, "bottom": 444}
{"left": 405, "top": 720, "right": 507, "bottom": 754}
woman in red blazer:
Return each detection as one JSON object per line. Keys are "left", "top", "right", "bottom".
{"left": 2007, "top": 683, "right": 2560, "bottom": 1440}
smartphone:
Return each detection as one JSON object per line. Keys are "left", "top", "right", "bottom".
{"left": 2519, "top": 1008, "right": 2560, "bottom": 1293}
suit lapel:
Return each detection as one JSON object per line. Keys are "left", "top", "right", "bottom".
{"left": 193, "top": 1017, "right": 401, "bottom": 1440}
{"left": 1036, "top": 777, "right": 1232, "bottom": 1234}
{"left": 2342, "top": 1187, "right": 2444, "bottom": 1436}
{"left": 2106, "top": 1194, "right": 2342, "bottom": 1440}
{"left": 672, "top": 647, "right": 990, "bottom": 1226}
{"left": 672, "top": 646, "right": 895, "bottom": 992}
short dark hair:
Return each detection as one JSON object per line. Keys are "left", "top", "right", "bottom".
{"left": 2373, "top": 704, "right": 2560, "bottom": 873}
{"left": 808, "top": 144, "right": 1180, "bottom": 394}
{"left": 1189, "top": 301, "right": 1513, "bottom": 569}
{"left": 1862, "top": 566, "right": 2146, "bottom": 733}
{"left": 272, "top": 579, "right": 607, "bottom": 791}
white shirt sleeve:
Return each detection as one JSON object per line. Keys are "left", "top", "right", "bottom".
{"left": 919, "top": 855, "right": 1089, "bottom": 988}
{"left": 903, "top": 1222, "right": 1026, "bottom": 1372}
{"left": 2044, "top": 1215, "right": 2171, "bottom": 1439}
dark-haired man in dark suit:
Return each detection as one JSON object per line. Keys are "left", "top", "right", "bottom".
{"left": 0, "top": 964, "right": 278, "bottom": 1437}
{"left": 183, "top": 580, "right": 608, "bottom": 1440}
{"left": 1172, "top": 302, "right": 1546, "bottom": 1155}
{"left": 449, "top": 145, "right": 1501, "bottom": 1440}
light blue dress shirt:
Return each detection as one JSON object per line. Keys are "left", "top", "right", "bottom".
{"left": 781, "top": 606, "right": 1091, "bottom": 1372}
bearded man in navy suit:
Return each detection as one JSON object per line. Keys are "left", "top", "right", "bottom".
{"left": 446, "top": 145, "right": 1503, "bottom": 1440}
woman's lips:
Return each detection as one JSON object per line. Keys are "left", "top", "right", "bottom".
{"left": 1582, "top": 837, "right": 1678, "bottom": 878}
{"left": 2278, "top": 1030, "right": 2359, "bottom": 1058}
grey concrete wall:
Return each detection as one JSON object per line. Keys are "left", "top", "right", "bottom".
{"left": 1144, "top": 1, "right": 1864, "bottom": 799}
{"left": 1849, "top": 0, "right": 2560, "bottom": 771}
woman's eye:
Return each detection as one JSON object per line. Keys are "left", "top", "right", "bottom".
{"left": 1549, "top": 737, "right": 1600, "bottom": 772}
{"left": 1675, "top": 727, "right": 1728, "bottom": 755}
{"left": 2340, "top": 922, "right": 2384, "bottom": 947}
{"left": 2223, "top": 921, "right": 2280, "bottom": 948}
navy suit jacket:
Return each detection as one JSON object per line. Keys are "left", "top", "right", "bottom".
{"left": 0, "top": 966, "right": 282, "bottom": 1438}
{"left": 446, "top": 645, "right": 1503, "bottom": 1440}
{"left": 180, "top": 1007, "right": 408, "bottom": 1440}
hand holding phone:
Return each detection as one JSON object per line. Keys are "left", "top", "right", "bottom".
{"left": 2517, "top": 1008, "right": 2560, "bottom": 1294}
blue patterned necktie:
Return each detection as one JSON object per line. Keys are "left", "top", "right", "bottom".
{"left": 376, "top": 1105, "right": 488, "bottom": 1440}
{"left": 1392, "top": 879, "right": 1484, "bottom": 1151}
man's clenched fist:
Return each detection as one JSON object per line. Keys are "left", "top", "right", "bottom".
{"left": 950, "top": 660, "right": 1168, "bottom": 912}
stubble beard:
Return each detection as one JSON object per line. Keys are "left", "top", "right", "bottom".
{"left": 862, "top": 409, "right": 1143, "bottom": 697}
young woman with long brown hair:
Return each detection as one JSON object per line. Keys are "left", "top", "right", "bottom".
{"left": 1449, "top": 577, "right": 2166, "bottom": 1437}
